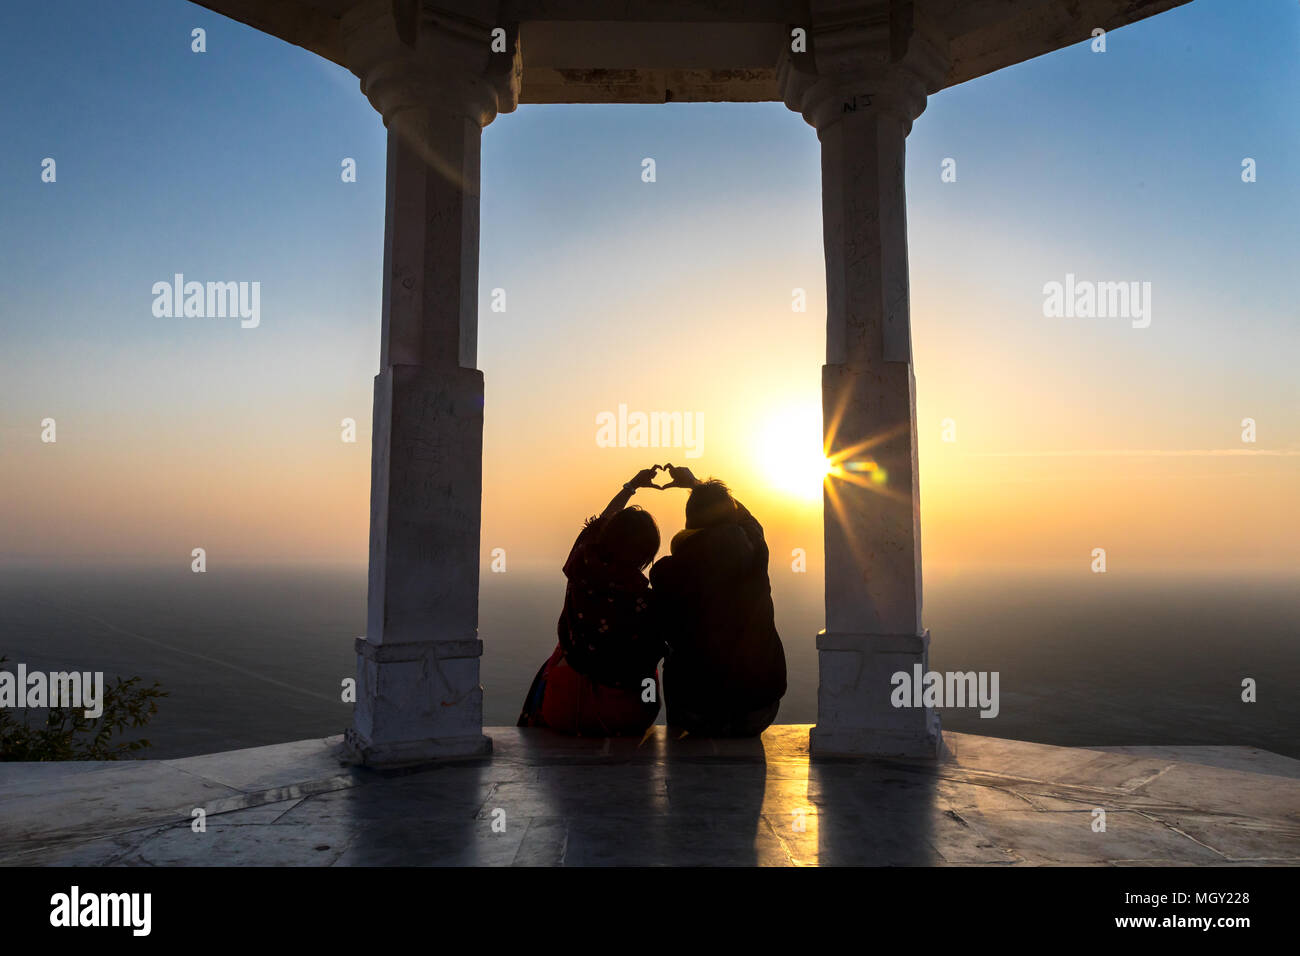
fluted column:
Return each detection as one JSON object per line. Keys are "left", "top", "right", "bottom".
{"left": 782, "top": 1, "right": 948, "bottom": 757}
{"left": 341, "top": 1, "right": 518, "bottom": 765}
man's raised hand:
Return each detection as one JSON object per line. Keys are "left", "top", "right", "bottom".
{"left": 656, "top": 463, "right": 701, "bottom": 490}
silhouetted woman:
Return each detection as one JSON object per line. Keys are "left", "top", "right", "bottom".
{"left": 517, "top": 467, "right": 665, "bottom": 736}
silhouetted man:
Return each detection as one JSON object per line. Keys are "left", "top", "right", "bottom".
{"left": 650, "top": 465, "right": 786, "bottom": 736}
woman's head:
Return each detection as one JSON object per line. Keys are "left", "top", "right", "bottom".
{"left": 599, "top": 505, "right": 660, "bottom": 571}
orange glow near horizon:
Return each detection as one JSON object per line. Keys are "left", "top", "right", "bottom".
{"left": 1, "top": 201, "right": 1296, "bottom": 575}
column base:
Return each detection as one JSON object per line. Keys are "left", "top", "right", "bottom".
{"left": 343, "top": 728, "right": 491, "bottom": 767}
{"left": 347, "top": 636, "right": 492, "bottom": 767}
{"left": 810, "top": 629, "right": 942, "bottom": 759}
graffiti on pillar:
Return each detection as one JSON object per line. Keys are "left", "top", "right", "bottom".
{"left": 842, "top": 93, "right": 873, "bottom": 113}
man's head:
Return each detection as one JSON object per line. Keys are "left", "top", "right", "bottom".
{"left": 684, "top": 479, "right": 736, "bottom": 530}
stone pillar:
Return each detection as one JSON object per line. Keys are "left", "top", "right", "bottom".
{"left": 782, "top": 2, "right": 948, "bottom": 757}
{"left": 340, "top": 1, "right": 518, "bottom": 765}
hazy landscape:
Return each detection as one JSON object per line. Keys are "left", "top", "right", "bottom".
{"left": 3, "top": 562, "right": 1294, "bottom": 760}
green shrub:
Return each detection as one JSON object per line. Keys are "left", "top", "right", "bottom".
{"left": 0, "top": 657, "right": 167, "bottom": 761}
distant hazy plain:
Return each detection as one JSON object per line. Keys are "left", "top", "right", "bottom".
{"left": 1, "top": 563, "right": 1295, "bottom": 760}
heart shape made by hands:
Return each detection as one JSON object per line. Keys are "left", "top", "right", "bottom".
{"left": 649, "top": 462, "right": 690, "bottom": 491}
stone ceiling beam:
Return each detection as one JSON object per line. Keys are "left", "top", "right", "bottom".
{"left": 191, "top": 0, "right": 1192, "bottom": 103}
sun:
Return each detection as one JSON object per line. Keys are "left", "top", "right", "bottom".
{"left": 754, "top": 403, "right": 832, "bottom": 501}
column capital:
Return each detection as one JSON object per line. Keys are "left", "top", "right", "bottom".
{"left": 341, "top": 0, "right": 520, "bottom": 162}
{"left": 780, "top": 0, "right": 949, "bottom": 134}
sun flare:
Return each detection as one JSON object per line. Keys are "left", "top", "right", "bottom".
{"left": 754, "top": 404, "right": 831, "bottom": 501}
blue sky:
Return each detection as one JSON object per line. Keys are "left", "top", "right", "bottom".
{"left": 1, "top": 0, "right": 1296, "bottom": 570}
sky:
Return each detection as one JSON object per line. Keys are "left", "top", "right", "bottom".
{"left": 0, "top": 0, "right": 1297, "bottom": 577}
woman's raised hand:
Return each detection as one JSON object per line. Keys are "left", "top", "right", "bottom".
{"left": 628, "top": 466, "right": 663, "bottom": 490}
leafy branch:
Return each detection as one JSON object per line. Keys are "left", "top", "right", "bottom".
{"left": 0, "top": 657, "right": 167, "bottom": 761}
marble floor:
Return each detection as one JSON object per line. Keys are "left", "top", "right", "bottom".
{"left": 1, "top": 727, "right": 1297, "bottom": 866}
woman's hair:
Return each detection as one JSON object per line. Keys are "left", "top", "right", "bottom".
{"left": 596, "top": 505, "right": 660, "bottom": 571}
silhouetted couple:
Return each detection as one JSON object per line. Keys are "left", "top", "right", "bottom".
{"left": 518, "top": 464, "right": 787, "bottom": 738}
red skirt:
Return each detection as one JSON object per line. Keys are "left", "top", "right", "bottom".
{"left": 524, "top": 644, "right": 660, "bottom": 737}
